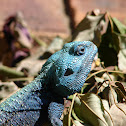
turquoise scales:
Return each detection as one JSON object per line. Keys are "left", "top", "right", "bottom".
{"left": 0, "top": 41, "right": 98, "bottom": 126}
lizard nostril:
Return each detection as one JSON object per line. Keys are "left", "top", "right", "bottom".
{"left": 64, "top": 68, "right": 74, "bottom": 76}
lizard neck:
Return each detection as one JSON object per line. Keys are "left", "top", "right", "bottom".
{"left": 30, "top": 73, "right": 48, "bottom": 91}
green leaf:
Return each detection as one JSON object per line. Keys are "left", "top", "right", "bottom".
{"left": 71, "top": 12, "right": 105, "bottom": 46}
{"left": 74, "top": 93, "right": 109, "bottom": 126}
{"left": 99, "top": 18, "right": 119, "bottom": 66}
{"left": 99, "top": 14, "right": 126, "bottom": 70}
{"left": 112, "top": 18, "right": 126, "bottom": 34}
{"left": 102, "top": 86, "right": 118, "bottom": 107}
{"left": 118, "top": 35, "right": 126, "bottom": 70}
{"left": 110, "top": 103, "right": 126, "bottom": 126}
{"left": 102, "top": 99, "right": 113, "bottom": 126}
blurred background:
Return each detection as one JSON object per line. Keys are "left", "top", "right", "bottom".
{"left": 0, "top": 0, "right": 126, "bottom": 39}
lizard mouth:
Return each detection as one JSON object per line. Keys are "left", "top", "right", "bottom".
{"left": 64, "top": 68, "right": 74, "bottom": 76}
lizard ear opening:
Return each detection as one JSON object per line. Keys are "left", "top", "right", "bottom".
{"left": 64, "top": 68, "right": 74, "bottom": 76}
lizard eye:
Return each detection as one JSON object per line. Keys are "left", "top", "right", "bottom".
{"left": 64, "top": 68, "right": 74, "bottom": 76}
{"left": 74, "top": 44, "right": 85, "bottom": 56}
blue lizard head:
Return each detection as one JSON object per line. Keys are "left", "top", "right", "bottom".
{"left": 45, "top": 41, "right": 98, "bottom": 97}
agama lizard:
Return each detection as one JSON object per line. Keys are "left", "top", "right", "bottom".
{"left": 0, "top": 41, "right": 97, "bottom": 126}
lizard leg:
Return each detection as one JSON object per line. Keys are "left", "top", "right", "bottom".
{"left": 48, "top": 102, "right": 64, "bottom": 126}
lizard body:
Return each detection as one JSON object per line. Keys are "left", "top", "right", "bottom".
{"left": 0, "top": 41, "right": 97, "bottom": 125}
